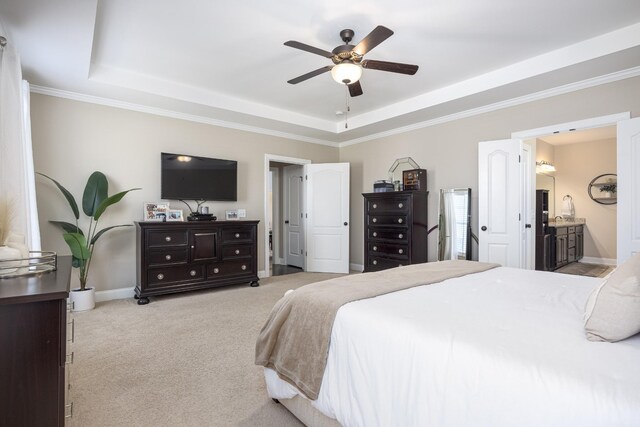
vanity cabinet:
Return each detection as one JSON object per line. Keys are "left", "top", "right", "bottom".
{"left": 363, "top": 191, "right": 428, "bottom": 272}
{"left": 136, "top": 221, "right": 259, "bottom": 304}
{"left": 550, "top": 224, "right": 584, "bottom": 270}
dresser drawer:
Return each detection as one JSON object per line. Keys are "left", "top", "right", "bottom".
{"left": 367, "top": 256, "right": 408, "bottom": 271}
{"left": 568, "top": 233, "right": 576, "bottom": 248}
{"left": 147, "top": 248, "right": 189, "bottom": 266}
{"left": 368, "top": 242, "right": 409, "bottom": 259}
{"left": 368, "top": 227, "right": 409, "bottom": 242}
{"left": 568, "top": 226, "right": 576, "bottom": 234}
{"left": 221, "top": 228, "right": 254, "bottom": 243}
{"left": 368, "top": 215, "right": 408, "bottom": 226}
{"left": 367, "top": 197, "right": 410, "bottom": 213}
{"left": 207, "top": 260, "right": 255, "bottom": 278}
{"left": 147, "top": 265, "right": 204, "bottom": 287}
{"left": 147, "top": 230, "right": 188, "bottom": 247}
{"left": 221, "top": 244, "right": 253, "bottom": 259}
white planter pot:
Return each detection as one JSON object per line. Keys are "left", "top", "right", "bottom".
{"left": 70, "top": 287, "right": 95, "bottom": 312}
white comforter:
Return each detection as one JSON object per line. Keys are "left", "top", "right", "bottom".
{"left": 265, "top": 267, "right": 640, "bottom": 426}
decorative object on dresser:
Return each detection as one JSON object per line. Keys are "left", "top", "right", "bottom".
{"left": 363, "top": 191, "right": 428, "bottom": 272}
{"left": 39, "top": 171, "right": 140, "bottom": 311}
{"left": 135, "top": 220, "right": 259, "bottom": 304}
{"left": 0, "top": 256, "right": 73, "bottom": 426}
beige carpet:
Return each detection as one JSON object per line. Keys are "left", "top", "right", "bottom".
{"left": 69, "top": 272, "right": 343, "bottom": 427}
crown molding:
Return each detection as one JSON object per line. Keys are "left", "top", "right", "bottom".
{"left": 337, "top": 66, "right": 640, "bottom": 148}
{"left": 28, "top": 85, "right": 340, "bottom": 148}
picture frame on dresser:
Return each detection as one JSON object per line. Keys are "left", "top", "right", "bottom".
{"left": 144, "top": 202, "right": 169, "bottom": 222}
{"left": 166, "top": 209, "right": 184, "bottom": 222}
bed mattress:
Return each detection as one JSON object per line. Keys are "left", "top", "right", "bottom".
{"left": 265, "top": 267, "right": 640, "bottom": 426}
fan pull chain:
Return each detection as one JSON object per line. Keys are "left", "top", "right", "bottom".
{"left": 344, "top": 85, "right": 350, "bottom": 129}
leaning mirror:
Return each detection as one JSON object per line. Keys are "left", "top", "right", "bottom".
{"left": 438, "top": 188, "right": 472, "bottom": 261}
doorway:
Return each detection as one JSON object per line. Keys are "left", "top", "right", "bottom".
{"left": 264, "top": 155, "right": 310, "bottom": 277}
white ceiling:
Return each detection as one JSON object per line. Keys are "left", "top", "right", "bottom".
{"left": 2, "top": 0, "right": 640, "bottom": 146}
{"left": 539, "top": 125, "right": 617, "bottom": 146}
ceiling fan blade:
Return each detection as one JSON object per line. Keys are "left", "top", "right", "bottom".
{"left": 287, "top": 66, "right": 333, "bottom": 84}
{"left": 353, "top": 26, "right": 394, "bottom": 56}
{"left": 362, "top": 59, "right": 419, "bottom": 75}
{"left": 348, "top": 81, "right": 363, "bottom": 97}
{"left": 284, "top": 41, "right": 334, "bottom": 58}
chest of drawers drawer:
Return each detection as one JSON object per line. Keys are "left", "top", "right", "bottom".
{"left": 222, "top": 228, "right": 254, "bottom": 243}
{"left": 147, "top": 230, "right": 188, "bottom": 247}
{"left": 221, "top": 244, "right": 253, "bottom": 259}
{"left": 207, "top": 259, "right": 255, "bottom": 278}
{"left": 368, "top": 228, "right": 409, "bottom": 242}
{"left": 147, "top": 248, "right": 189, "bottom": 266}
{"left": 368, "top": 242, "right": 409, "bottom": 259}
{"left": 367, "top": 256, "right": 408, "bottom": 271}
{"left": 368, "top": 215, "right": 408, "bottom": 226}
{"left": 367, "top": 197, "right": 410, "bottom": 213}
{"left": 147, "top": 265, "right": 205, "bottom": 288}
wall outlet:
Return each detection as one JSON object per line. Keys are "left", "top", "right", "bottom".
{"left": 237, "top": 209, "right": 247, "bottom": 218}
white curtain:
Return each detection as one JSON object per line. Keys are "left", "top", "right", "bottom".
{"left": 0, "top": 24, "right": 41, "bottom": 250}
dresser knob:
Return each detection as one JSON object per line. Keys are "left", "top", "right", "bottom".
{"left": 165, "top": 254, "right": 172, "bottom": 261}
{"left": 165, "top": 236, "right": 172, "bottom": 242}
{"left": 372, "top": 232, "right": 377, "bottom": 237}
{"left": 398, "top": 233, "right": 403, "bottom": 239}
{"left": 373, "top": 246, "right": 378, "bottom": 251}
{"left": 398, "top": 203, "right": 403, "bottom": 208}
{"left": 241, "top": 265, "right": 247, "bottom": 271}
{"left": 398, "top": 249, "right": 404, "bottom": 254}
{"left": 213, "top": 268, "right": 219, "bottom": 274}
{"left": 372, "top": 203, "right": 377, "bottom": 209}
{"left": 235, "top": 233, "right": 240, "bottom": 238}
{"left": 372, "top": 218, "right": 377, "bottom": 223}
{"left": 398, "top": 218, "right": 403, "bottom": 224}
{"left": 157, "top": 273, "right": 164, "bottom": 280}
{"left": 190, "top": 270, "right": 197, "bottom": 277}
{"left": 372, "top": 260, "right": 377, "bottom": 265}
{"left": 235, "top": 249, "right": 240, "bottom": 255}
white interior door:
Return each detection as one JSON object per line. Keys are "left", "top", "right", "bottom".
{"left": 283, "top": 165, "right": 304, "bottom": 268}
{"left": 618, "top": 117, "right": 640, "bottom": 264}
{"left": 478, "top": 139, "right": 522, "bottom": 267}
{"left": 521, "top": 141, "right": 535, "bottom": 269}
{"left": 304, "top": 163, "right": 350, "bottom": 273}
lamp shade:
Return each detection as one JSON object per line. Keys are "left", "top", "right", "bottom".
{"left": 331, "top": 62, "right": 363, "bottom": 85}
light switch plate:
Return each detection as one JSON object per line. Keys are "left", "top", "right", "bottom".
{"left": 237, "top": 209, "right": 247, "bottom": 218}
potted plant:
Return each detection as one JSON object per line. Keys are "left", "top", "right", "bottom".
{"left": 39, "top": 171, "right": 139, "bottom": 311}
{"left": 599, "top": 183, "right": 617, "bottom": 198}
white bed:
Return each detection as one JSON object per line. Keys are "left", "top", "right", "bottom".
{"left": 264, "top": 267, "right": 640, "bottom": 426}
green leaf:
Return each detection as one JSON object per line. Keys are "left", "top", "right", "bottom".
{"left": 83, "top": 171, "right": 108, "bottom": 217}
{"left": 71, "top": 256, "right": 85, "bottom": 269}
{"left": 94, "top": 188, "right": 140, "bottom": 220}
{"left": 91, "top": 224, "right": 132, "bottom": 245}
{"left": 63, "top": 232, "right": 90, "bottom": 261}
{"left": 49, "top": 220, "right": 84, "bottom": 236}
{"left": 38, "top": 173, "right": 79, "bottom": 220}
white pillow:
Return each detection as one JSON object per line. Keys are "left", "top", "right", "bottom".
{"left": 584, "top": 253, "right": 640, "bottom": 342}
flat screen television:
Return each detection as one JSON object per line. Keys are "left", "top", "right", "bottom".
{"left": 161, "top": 152, "right": 237, "bottom": 201}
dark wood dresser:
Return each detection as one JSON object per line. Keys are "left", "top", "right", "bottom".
{"left": 363, "top": 191, "right": 428, "bottom": 272}
{"left": 135, "top": 220, "right": 259, "bottom": 304}
{"left": 0, "top": 256, "right": 73, "bottom": 426}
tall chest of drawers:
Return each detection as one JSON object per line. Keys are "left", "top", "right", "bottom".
{"left": 363, "top": 191, "right": 428, "bottom": 272}
{"left": 135, "top": 220, "right": 259, "bottom": 304}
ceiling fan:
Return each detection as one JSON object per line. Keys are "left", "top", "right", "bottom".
{"left": 284, "top": 25, "right": 419, "bottom": 97}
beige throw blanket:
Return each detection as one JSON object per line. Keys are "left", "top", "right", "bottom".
{"left": 255, "top": 260, "right": 498, "bottom": 400}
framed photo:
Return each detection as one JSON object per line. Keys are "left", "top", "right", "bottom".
{"left": 225, "top": 210, "right": 239, "bottom": 220}
{"left": 144, "top": 202, "right": 170, "bottom": 222}
{"left": 167, "top": 209, "right": 184, "bottom": 222}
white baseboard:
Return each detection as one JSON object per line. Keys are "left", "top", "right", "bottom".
{"left": 580, "top": 256, "right": 617, "bottom": 266}
{"left": 95, "top": 286, "right": 135, "bottom": 302}
{"left": 349, "top": 263, "right": 364, "bottom": 272}
{"left": 258, "top": 270, "right": 267, "bottom": 278}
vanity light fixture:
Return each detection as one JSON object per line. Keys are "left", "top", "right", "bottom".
{"left": 536, "top": 160, "right": 556, "bottom": 174}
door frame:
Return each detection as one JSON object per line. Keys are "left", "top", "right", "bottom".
{"left": 511, "top": 111, "right": 631, "bottom": 267}
{"left": 263, "top": 154, "right": 311, "bottom": 278}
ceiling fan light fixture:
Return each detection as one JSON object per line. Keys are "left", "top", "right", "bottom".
{"left": 331, "top": 61, "right": 362, "bottom": 85}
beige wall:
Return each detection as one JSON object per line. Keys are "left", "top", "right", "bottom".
{"left": 339, "top": 76, "right": 640, "bottom": 266}
{"left": 31, "top": 94, "right": 338, "bottom": 291}
{"left": 554, "top": 139, "right": 617, "bottom": 260}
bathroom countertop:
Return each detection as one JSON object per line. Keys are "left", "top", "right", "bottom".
{"left": 549, "top": 218, "right": 586, "bottom": 227}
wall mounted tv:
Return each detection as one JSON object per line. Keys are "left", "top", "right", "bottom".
{"left": 161, "top": 152, "right": 237, "bottom": 201}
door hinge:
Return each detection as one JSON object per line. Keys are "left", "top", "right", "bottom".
{"left": 518, "top": 155, "right": 521, "bottom": 163}
{"left": 306, "top": 251, "right": 308, "bottom": 256}
{"left": 305, "top": 213, "right": 307, "bottom": 218}
{"left": 519, "top": 213, "right": 521, "bottom": 221}
{"left": 300, "top": 213, "right": 303, "bottom": 218}
{"left": 300, "top": 249, "right": 303, "bottom": 255}
{"left": 305, "top": 175, "right": 308, "bottom": 180}
{"left": 300, "top": 176, "right": 303, "bottom": 182}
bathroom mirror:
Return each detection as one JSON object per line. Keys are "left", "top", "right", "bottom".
{"left": 438, "top": 188, "right": 472, "bottom": 261}
{"left": 536, "top": 173, "right": 555, "bottom": 216}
